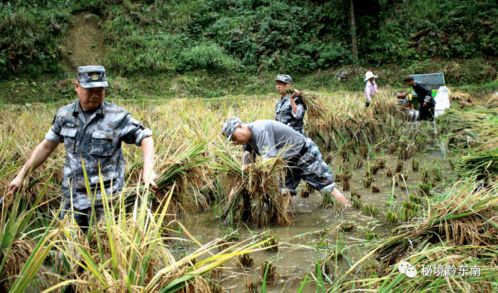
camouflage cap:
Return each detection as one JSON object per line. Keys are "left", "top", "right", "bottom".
{"left": 222, "top": 117, "right": 242, "bottom": 140}
{"left": 275, "top": 74, "right": 293, "bottom": 84}
{"left": 78, "top": 65, "right": 109, "bottom": 89}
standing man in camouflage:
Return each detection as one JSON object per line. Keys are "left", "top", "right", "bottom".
{"left": 274, "top": 74, "right": 306, "bottom": 134}
{"left": 274, "top": 74, "right": 317, "bottom": 197}
{"left": 7, "top": 65, "right": 157, "bottom": 231}
{"left": 222, "top": 118, "right": 351, "bottom": 208}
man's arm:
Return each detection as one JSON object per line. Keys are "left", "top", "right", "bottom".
{"left": 7, "top": 139, "right": 59, "bottom": 197}
{"left": 140, "top": 136, "right": 157, "bottom": 188}
{"left": 243, "top": 150, "right": 256, "bottom": 165}
{"left": 289, "top": 90, "right": 304, "bottom": 118}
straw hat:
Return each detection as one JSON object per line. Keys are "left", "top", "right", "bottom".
{"left": 364, "top": 71, "right": 378, "bottom": 81}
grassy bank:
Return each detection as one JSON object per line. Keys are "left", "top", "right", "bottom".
{"left": 1, "top": 67, "right": 496, "bottom": 105}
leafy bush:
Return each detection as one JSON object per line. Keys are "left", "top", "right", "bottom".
{"left": 0, "top": 3, "right": 70, "bottom": 78}
{"left": 176, "top": 43, "right": 241, "bottom": 72}
{"left": 1, "top": 0, "right": 496, "bottom": 79}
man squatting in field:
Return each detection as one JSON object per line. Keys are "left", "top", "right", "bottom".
{"left": 7, "top": 65, "right": 157, "bottom": 232}
{"left": 222, "top": 118, "right": 352, "bottom": 207}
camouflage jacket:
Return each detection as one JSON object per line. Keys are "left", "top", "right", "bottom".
{"left": 45, "top": 101, "right": 152, "bottom": 211}
{"left": 275, "top": 95, "right": 306, "bottom": 134}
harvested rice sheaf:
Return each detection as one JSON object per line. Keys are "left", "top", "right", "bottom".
{"left": 2, "top": 239, "right": 35, "bottom": 285}
{"left": 219, "top": 154, "right": 292, "bottom": 227}
{"left": 449, "top": 90, "right": 474, "bottom": 108}
{"left": 457, "top": 149, "right": 498, "bottom": 182}
{"left": 294, "top": 90, "right": 327, "bottom": 119}
{"left": 124, "top": 141, "right": 211, "bottom": 211}
{"left": 376, "top": 181, "right": 498, "bottom": 265}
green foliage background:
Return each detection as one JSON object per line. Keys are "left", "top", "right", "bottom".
{"left": 0, "top": 0, "right": 496, "bottom": 82}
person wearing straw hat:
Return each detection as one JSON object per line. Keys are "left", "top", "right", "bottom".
{"left": 364, "top": 71, "right": 378, "bottom": 108}
{"left": 222, "top": 118, "right": 352, "bottom": 208}
{"left": 6, "top": 65, "right": 157, "bottom": 232}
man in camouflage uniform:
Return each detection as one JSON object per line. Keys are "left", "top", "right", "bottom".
{"left": 274, "top": 74, "right": 306, "bottom": 134}
{"left": 222, "top": 118, "right": 351, "bottom": 207}
{"left": 274, "top": 74, "right": 318, "bottom": 197}
{"left": 7, "top": 65, "right": 157, "bottom": 231}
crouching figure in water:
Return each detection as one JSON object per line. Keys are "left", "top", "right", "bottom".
{"left": 221, "top": 118, "right": 351, "bottom": 214}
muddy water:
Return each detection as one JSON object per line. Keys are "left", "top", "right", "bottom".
{"left": 181, "top": 151, "right": 446, "bottom": 292}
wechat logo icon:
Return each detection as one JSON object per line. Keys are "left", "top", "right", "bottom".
{"left": 398, "top": 261, "right": 417, "bottom": 278}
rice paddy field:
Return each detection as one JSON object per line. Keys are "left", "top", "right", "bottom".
{"left": 0, "top": 88, "right": 497, "bottom": 292}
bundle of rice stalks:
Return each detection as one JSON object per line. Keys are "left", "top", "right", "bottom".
{"left": 125, "top": 141, "right": 211, "bottom": 212}
{"left": 486, "top": 92, "right": 498, "bottom": 108}
{"left": 350, "top": 245, "right": 497, "bottom": 292}
{"left": 155, "top": 141, "right": 211, "bottom": 193}
{"left": 457, "top": 149, "right": 498, "bottom": 182}
{"left": 297, "top": 90, "right": 327, "bottom": 119}
{"left": 376, "top": 181, "right": 498, "bottom": 265}
{"left": 450, "top": 90, "right": 474, "bottom": 108}
{"left": 1, "top": 239, "right": 35, "bottom": 286}
{"left": 217, "top": 152, "right": 291, "bottom": 227}
{"left": 439, "top": 107, "right": 497, "bottom": 150}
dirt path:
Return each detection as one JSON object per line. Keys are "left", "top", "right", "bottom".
{"left": 62, "top": 12, "right": 106, "bottom": 71}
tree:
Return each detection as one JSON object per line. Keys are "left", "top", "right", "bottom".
{"left": 349, "top": 0, "right": 358, "bottom": 64}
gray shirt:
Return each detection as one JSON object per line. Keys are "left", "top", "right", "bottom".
{"left": 45, "top": 100, "right": 152, "bottom": 210}
{"left": 243, "top": 120, "right": 306, "bottom": 164}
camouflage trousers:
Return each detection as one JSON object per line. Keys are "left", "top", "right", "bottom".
{"left": 283, "top": 138, "right": 336, "bottom": 194}
{"left": 60, "top": 201, "right": 104, "bottom": 233}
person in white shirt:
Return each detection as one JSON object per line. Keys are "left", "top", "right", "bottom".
{"left": 364, "top": 71, "right": 378, "bottom": 108}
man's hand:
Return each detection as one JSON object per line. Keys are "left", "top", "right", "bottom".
{"left": 292, "top": 89, "right": 301, "bottom": 97}
{"left": 142, "top": 169, "right": 158, "bottom": 189}
{"left": 242, "top": 163, "right": 253, "bottom": 173}
{"left": 423, "top": 102, "right": 428, "bottom": 108}
{"left": 6, "top": 174, "right": 24, "bottom": 199}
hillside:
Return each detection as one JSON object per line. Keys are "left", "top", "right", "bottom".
{"left": 0, "top": 0, "right": 496, "bottom": 103}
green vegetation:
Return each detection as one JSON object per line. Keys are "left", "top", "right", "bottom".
{"left": 1, "top": 0, "right": 496, "bottom": 87}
